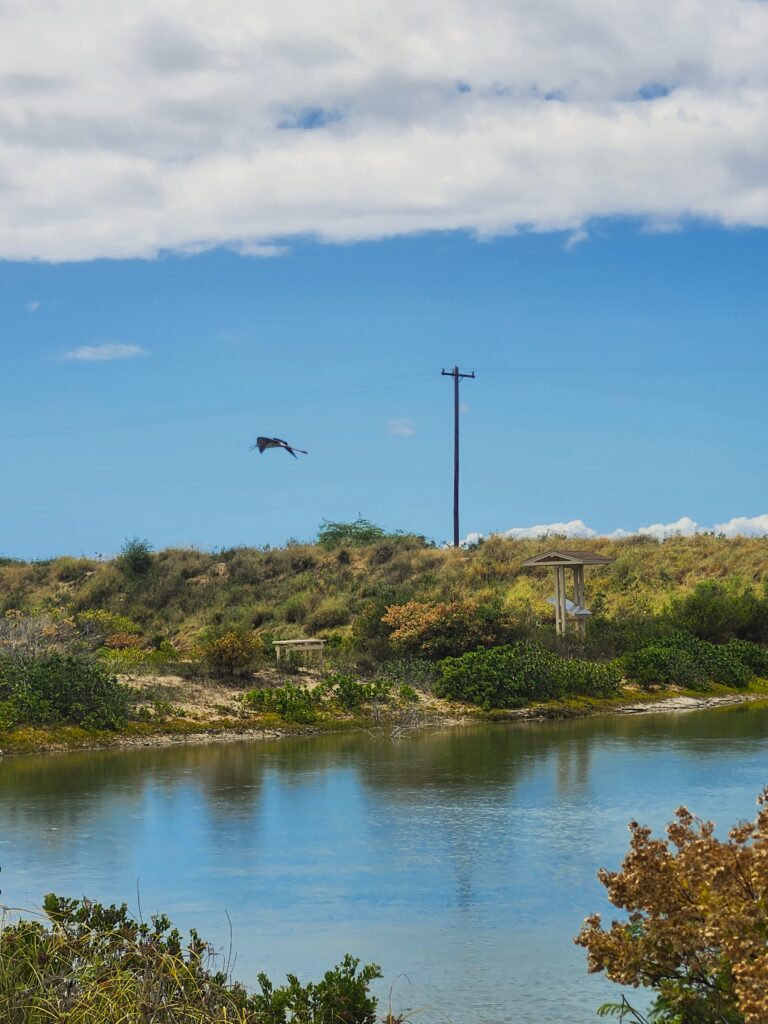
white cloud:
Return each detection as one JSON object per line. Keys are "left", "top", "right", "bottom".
{"left": 25, "top": 299, "right": 41, "bottom": 311}
{"left": 465, "top": 514, "right": 768, "bottom": 545}
{"left": 2, "top": 1, "right": 768, "bottom": 260}
{"left": 607, "top": 516, "right": 702, "bottom": 540}
{"left": 563, "top": 228, "right": 589, "bottom": 250}
{"left": 388, "top": 417, "right": 416, "bottom": 437}
{"left": 713, "top": 514, "right": 768, "bottom": 537}
{"left": 228, "top": 241, "right": 289, "bottom": 258}
{"left": 62, "top": 344, "right": 145, "bottom": 362}
{"left": 501, "top": 519, "right": 598, "bottom": 540}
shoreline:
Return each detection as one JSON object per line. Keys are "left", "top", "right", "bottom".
{"left": 2, "top": 688, "right": 766, "bottom": 759}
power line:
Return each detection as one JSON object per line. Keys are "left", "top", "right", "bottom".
{"left": 0, "top": 369, "right": 437, "bottom": 443}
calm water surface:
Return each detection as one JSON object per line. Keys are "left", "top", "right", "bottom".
{"left": 2, "top": 705, "right": 768, "bottom": 1023}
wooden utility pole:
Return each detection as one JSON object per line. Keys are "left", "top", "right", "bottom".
{"left": 441, "top": 365, "right": 475, "bottom": 547}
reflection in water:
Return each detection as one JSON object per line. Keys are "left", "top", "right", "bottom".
{"left": 1, "top": 704, "right": 768, "bottom": 1024}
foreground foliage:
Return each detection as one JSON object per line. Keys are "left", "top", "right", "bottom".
{"left": 576, "top": 788, "right": 768, "bottom": 1024}
{"left": 0, "top": 895, "right": 381, "bottom": 1024}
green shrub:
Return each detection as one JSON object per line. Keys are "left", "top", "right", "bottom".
{"left": 280, "top": 593, "right": 311, "bottom": 624}
{"left": 115, "top": 537, "right": 154, "bottom": 576}
{"left": 376, "top": 657, "right": 438, "bottom": 691}
{"left": 723, "top": 639, "right": 768, "bottom": 676}
{"left": 621, "top": 644, "right": 709, "bottom": 691}
{"left": 317, "top": 518, "right": 387, "bottom": 549}
{"left": 241, "top": 683, "right": 321, "bottom": 722}
{"left": 436, "top": 642, "right": 620, "bottom": 710}
{"left": 0, "top": 894, "right": 381, "bottom": 1024}
{"left": 306, "top": 594, "right": 353, "bottom": 631}
{"left": 0, "top": 654, "right": 132, "bottom": 730}
{"left": 398, "top": 683, "right": 419, "bottom": 703}
{"left": 556, "top": 658, "right": 625, "bottom": 698}
{"left": 669, "top": 580, "right": 768, "bottom": 643}
{"left": 52, "top": 556, "right": 97, "bottom": 583}
{"left": 701, "top": 644, "right": 753, "bottom": 688}
{"left": 318, "top": 673, "right": 393, "bottom": 709}
{"left": 350, "top": 599, "right": 395, "bottom": 663}
{"left": 621, "top": 632, "right": 761, "bottom": 690}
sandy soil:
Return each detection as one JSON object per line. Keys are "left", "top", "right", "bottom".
{"left": 126, "top": 672, "right": 252, "bottom": 721}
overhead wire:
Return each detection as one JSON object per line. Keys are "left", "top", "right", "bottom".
{"left": 0, "top": 369, "right": 438, "bottom": 443}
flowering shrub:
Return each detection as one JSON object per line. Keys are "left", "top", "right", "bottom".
{"left": 197, "top": 630, "right": 263, "bottom": 679}
{"left": 576, "top": 787, "right": 768, "bottom": 1024}
{"left": 382, "top": 598, "right": 513, "bottom": 659}
{"left": 76, "top": 610, "right": 142, "bottom": 643}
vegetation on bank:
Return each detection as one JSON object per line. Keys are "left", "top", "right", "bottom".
{"left": 0, "top": 895, "right": 381, "bottom": 1024}
{"left": 1, "top": 527, "right": 767, "bottom": 749}
{"left": 578, "top": 786, "right": 768, "bottom": 1024}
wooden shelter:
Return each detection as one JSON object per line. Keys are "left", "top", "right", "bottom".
{"left": 521, "top": 550, "right": 614, "bottom": 636}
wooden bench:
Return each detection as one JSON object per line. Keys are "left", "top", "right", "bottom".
{"left": 272, "top": 638, "right": 326, "bottom": 667}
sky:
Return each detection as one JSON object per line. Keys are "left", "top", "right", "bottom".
{"left": 1, "top": 0, "right": 767, "bottom": 558}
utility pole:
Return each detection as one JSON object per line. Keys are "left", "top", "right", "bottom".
{"left": 441, "top": 365, "right": 475, "bottom": 547}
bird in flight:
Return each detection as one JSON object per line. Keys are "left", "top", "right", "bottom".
{"left": 250, "top": 436, "right": 308, "bottom": 458}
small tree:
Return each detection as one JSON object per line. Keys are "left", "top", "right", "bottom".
{"left": 116, "top": 537, "right": 154, "bottom": 576}
{"left": 576, "top": 788, "right": 768, "bottom": 1024}
{"left": 317, "top": 518, "right": 387, "bottom": 549}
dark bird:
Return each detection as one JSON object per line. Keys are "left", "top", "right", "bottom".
{"left": 250, "top": 436, "right": 308, "bottom": 458}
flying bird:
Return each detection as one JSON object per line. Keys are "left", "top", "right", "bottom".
{"left": 250, "top": 436, "right": 308, "bottom": 458}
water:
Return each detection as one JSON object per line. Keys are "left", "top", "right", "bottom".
{"left": 2, "top": 705, "right": 768, "bottom": 1023}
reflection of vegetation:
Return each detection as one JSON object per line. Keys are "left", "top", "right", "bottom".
{"left": 578, "top": 787, "right": 768, "bottom": 1024}
{"left": 0, "top": 894, "right": 380, "bottom": 1024}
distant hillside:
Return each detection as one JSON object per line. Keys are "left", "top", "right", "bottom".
{"left": 2, "top": 532, "right": 767, "bottom": 657}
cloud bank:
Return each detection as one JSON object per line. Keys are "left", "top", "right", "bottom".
{"left": 464, "top": 514, "right": 768, "bottom": 545}
{"left": 62, "top": 344, "right": 145, "bottom": 362}
{"left": 3, "top": 1, "right": 768, "bottom": 260}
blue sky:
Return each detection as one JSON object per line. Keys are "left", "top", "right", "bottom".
{"left": 2, "top": 0, "right": 768, "bottom": 556}
{"left": 2, "top": 223, "right": 766, "bottom": 558}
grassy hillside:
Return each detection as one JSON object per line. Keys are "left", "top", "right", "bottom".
{"left": 2, "top": 530, "right": 767, "bottom": 663}
{"left": 2, "top": 528, "right": 768, "bottom": 753}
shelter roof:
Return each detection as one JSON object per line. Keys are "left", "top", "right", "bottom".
{"left": 521, "top": 549, "right": 615, "bottom": 568}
